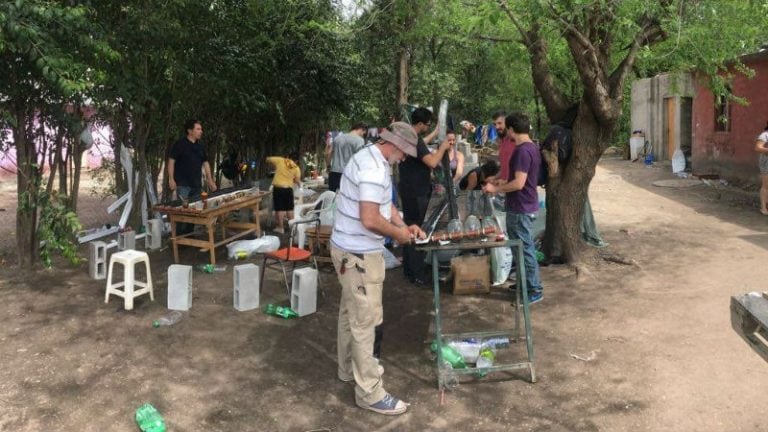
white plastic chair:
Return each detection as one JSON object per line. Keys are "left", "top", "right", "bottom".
{"left": 291, "top": 190, "right": 336, "bottom": 249}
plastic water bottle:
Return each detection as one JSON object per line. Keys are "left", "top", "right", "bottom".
{"left": 482, "top": 337, "right": 510, "bottom": 349}
{"left": 264, "top": 304, "right": 298, "bottom": 319}
{"left": 135, "top": 403, "right": 166, "bottom": 432}
{"left": 196, "top": 264, "right": 226, "bottom": 273}
{"left": 476, "top": 347, "right": 496, "bottom": 369}
{"left": 447, "top": 339, "right": 481, "bottom": 363}
{"left": 152, "top": 311, "right": 183, "bottom": 328}
{"left": 442, "top": 361, "right": 459, "bottom": 389}
{"left": 430, "top": 340, "right": 467, "bottom": 369}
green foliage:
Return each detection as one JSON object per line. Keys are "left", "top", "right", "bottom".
{"left": 37, "top": 189, "right": 83, "bottom": 268}
{"left": 3, "top": 0, "right": 767, "bottom": 266}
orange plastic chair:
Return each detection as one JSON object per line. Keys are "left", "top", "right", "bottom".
{"left": 260, "top": 216, "right": 320, "bottom": 296}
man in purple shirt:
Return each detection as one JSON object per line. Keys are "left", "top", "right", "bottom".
{"left": 483, "top": 112, "right": 543, "bottom": 304}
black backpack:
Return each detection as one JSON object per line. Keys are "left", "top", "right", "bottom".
{"left": 538, "top": 125, "right": 573, "bottom": 186}
{"left": 221, "top": 155, "right": 238, "bottom": 180}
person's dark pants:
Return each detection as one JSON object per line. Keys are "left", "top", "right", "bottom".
{"left": 328, "top": 171, "right": 342, "bottom": 192}
{"left": 176, "top": 186, "right": 201, "bottom": 235}
{"left": 400, "top": 191, "right": 431, "bottom": 281}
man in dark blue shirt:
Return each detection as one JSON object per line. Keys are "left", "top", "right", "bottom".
{"left": 398, "top": 107, "right": 451, "bottom": 285}
{"left": 483, "top": 112, "right": 543, "bottom": 304}
{"left": 167, "top": 119, "right": 217, "bottom": 201}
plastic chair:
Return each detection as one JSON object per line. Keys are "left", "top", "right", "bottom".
{"left": 291, "top": 190, "right": 335, "bottom": 249}
{"left": 261, "top": 217, "right": 322, "bottom": 297}
{"left": 105, "top": 250, "right": 154, "bottom": 310}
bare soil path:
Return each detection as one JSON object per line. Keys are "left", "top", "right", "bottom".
{"left": 0, "top": 155, "right": 767, "bottom": 431}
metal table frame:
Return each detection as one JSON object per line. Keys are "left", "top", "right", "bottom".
{"left": 418, "top": 239, "right": 536, "bottom": 391}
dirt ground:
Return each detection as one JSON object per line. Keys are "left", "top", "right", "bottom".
{"left": 1, "top": 154, "right": 768, "bottom": 432}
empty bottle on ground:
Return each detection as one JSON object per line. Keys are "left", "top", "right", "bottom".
{"left": 195, "top": 264, "right": 227, "bottom": 273}
{"left": 135, "top": 403, "right": 166, "bottom": 432}
{"left": 153, "top": 311, "right": 183, "bottom": 328}
{"left": 264, "top": 304, "right": 298, "bottom": 319}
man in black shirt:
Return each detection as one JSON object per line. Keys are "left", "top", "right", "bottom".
{"left": 167, "top": 119, "right": 217, "bottom": 202}
{"left": 398, "top": 107, "right": 452, "bottom": 285}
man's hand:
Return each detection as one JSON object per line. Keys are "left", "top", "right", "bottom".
{"left": 392, "top": 224, "right": 426, "bottom": 244}
{"left": 208, "top": 180, "right": 217, "bottom": 192}
{"left": 169, "top": 179, "right": 177, "bottom": 191}
{"left": 483, "top": 183, "right": 498, "bottom": 194}
{"left": 392, "top": 226, "right": 413, "bottom": 245}
{"left": 438, "top": 136, "right": 452, "bottom": 152}
{"left": 407, "top": 224, "right": 426, "bottom": 240}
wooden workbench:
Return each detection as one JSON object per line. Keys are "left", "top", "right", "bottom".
{"left": 154, "top": 190, "right": 270, "bottom": 264}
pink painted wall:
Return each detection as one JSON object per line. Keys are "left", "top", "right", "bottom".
{"left": 692, "top": 51, "right": 768, "bottom": 184}
{"left": 0, "top": 124, "right": 114, "bottom": 178}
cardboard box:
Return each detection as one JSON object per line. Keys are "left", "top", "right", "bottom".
{"left": 451, "top": 255, "right": 490, "bottom": 295}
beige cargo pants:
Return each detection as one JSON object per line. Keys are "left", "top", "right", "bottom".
{"left": 331, "top": 245, "right": 387, "bottom": 406}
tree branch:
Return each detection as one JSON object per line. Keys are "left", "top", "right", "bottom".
{"left": 496, "top": 0, "right": 569, "bottom": 120}
{"left": 542, "top": 0, "right": 596, "bottom": 55}
{"left": 496, "top": 0, "right": 531, "bottom": 47}
{"left": 473, "top": 34, "right": 519, "bottom": 43}
{"left": 609, "top": 17, "right": 667, "bottom": 98}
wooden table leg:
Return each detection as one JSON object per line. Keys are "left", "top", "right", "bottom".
{"left": 171, "top": 217, "right": 180, "bottom": 263}
{"left": 207, "top": 222, "right": 216, "bottom": 264}
{"left": 252, "top": 204, "right": 261, "bottom": 236}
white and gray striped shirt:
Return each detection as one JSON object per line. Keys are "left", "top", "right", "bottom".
{"left": 330, "top": 145, "right": 392, "bottom": 254}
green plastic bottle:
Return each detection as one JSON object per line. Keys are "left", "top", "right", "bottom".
{"left": 430, "top": 340, "right": 467, "bottom": 369}
{"left": 195, "top": 264, "right": 226, "bottom": 273}
{"left": 264, "top": 304, "right": 299, "bottom": 319}
{"left": 135, "top": 403, "right": 166, "bottom": 432}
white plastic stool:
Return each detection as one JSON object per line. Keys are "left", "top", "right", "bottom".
{"left": 105, "top": 250, "right": 154, "bottom": 310}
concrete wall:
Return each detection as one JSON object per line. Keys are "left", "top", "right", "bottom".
{"left": 630, "top": 73, "right": 695, "bottom": 160}
{"left": 692, "top": 52, "right": 768, "bottom": 185}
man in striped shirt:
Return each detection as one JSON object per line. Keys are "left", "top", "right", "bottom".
{"left": 331, "top": 122, "right": 425, "bottom": 415}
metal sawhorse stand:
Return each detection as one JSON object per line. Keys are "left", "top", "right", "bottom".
{"left": 417, "top": 239, "right": 536, "bottom": 396}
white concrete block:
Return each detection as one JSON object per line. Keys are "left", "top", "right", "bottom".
{"left": 167, "top": 264, "right": 193, "bottom": 311}
{"left": 118, "top": 230, "right": 136, "bottom": 251}
{"left": 145, "top": 219, "right": 162, "bottom": 250}
{"left": 89, "top": 241, "right": 107, "bottom": 280}
{"left": 291, "top": 267, "right": 318, "bottom": 317}
{"left": 234, "top": 264, "right": 260, "bottom": 311}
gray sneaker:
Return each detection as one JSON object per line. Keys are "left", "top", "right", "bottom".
{"left": 357, "top": 393, "right": 408, "bottom": 415}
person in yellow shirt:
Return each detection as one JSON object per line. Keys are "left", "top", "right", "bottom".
{"left": 266, "top": 152, "right": 301, "bottom": 233}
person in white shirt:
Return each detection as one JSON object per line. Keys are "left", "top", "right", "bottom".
{"left": 331, "top": 121, "right": 425, "bottom": 416}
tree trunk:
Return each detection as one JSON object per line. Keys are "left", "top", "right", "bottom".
{"left": 395, "top": 43, "right": 410, "bottom": 116}
{"left": 543, "top": 106, "right": 608, "bottom": 263}
{"left": 46, "top": 127, "right": 66, "bottom": 194}
{"left": 129, "top": 114, "right": 151, "bottom": 229}
{"left": 14, "top": 109, "right": 40, "bottom": 269}
{"left": 59, "top": 139, "right": 69, "bottom": 196}
{"left": 70, "top": 134, "right": 83, "bottom": 212}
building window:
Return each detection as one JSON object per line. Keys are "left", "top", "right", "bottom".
{"left": 714, "top": 92, "right": 731, "bottom": 132}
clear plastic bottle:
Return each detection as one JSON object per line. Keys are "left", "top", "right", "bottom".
{"left": 152, "top": 311, "right": 183, "bottom": 328}
{"left": 446, "top": 219, "right": 463, "bottom": 243}
{"left": 464, "top": 215, "right": 481, "bottom": 240}
{"left": 442, "top": 361, "right": 459, "bottom": 390}
{"left": 476, "top": 346, "right": 496, "bottom": 369}
{"left": 483, "top": 336, "right": 510, "bottom": 349}
{"left": 447, "top": 339, "right": 481, "bottom": 363}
